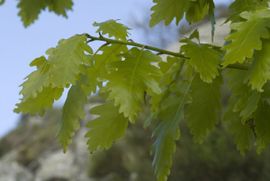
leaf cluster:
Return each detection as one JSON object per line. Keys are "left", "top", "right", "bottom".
{"left": 13, "top": 1, "right": 270, "bottom": 181}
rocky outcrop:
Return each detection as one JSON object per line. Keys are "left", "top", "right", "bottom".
{"left": 0, "top": 110, "right": 92, "bottom": 181}
{"left": 0, "top": 161, "right": 33, "bottom": 181}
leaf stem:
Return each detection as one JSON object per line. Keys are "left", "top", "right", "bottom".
{"left": 85, "top": 34, "right": 249, "bottom": 71}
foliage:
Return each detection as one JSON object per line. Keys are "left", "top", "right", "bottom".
{"left": 9, "top": 0, "right": 270, "bottom": 181}
{"left": 18, "top": 0, "right": 73, "bottom": 27}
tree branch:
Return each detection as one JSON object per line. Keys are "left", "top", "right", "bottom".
{"left": 85, "top": 34, "right": 249, "bottom": 71}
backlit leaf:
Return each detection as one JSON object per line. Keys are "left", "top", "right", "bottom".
{"left": 106, "top": 48, "right": 162, "bottom": 121}
{"left": 182, "top": 40, "right": 221, "bottom": 83}
{"left": 150, "top": 0, "right": 190, "bottom": 26}
{"left": 186, "top": 75, "right": 222, "bottom": 142}
{"left": 86, "top": 102, "right": 128, "bottom": 152}
{"left": 94, "top": 20, "right": 129, "bottom": 40}
{"left": 223, "top": 9, "right": 270, "bottom": 67}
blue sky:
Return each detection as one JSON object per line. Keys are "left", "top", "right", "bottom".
{"left": 0, "top": 0, "right": 230, "bottom": 137}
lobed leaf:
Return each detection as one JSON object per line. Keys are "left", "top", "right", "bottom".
{"left": 20, "top": 56, "right": 50, "bottom": 99}
{"left": 248, "top": 39, "right": 270, "bottom": 91}
{"left": 46, "top": 34, "right": 92, "bottom": 88}
{"left": 223, "top": 9, "right": 270, "bottom": 67}
{"left": 15, "top": 87, "right": 63, "bottom": 115}
{"left": 228, "top": 0, "right": 269, "bottom": 22}
{"left": 94, "top": 44, "right": 128, "bottom": 79}
{"left": 18, "top": 0, "right": 73, "bottom": 27}
{"left": 224, "top": 102, "right": 254, "bottom": 154}
{"left": 225, "top": 69, "right": 261, "bottom": 122}
{"left": 16, "top": 34, "right": 91, "bottom": 116}
{"left": 182, "top": 40, "right": 221, "bottom": 83}
{"left": 153, "top": 77, "right": 192, "bottom": 181}
{"left": 58, "top": 71, "right": 97, "bottom": 152}
{"left": 150, "top": 0, "right": 190, "bottom": 27}
{"left": 106, "top": 48, "right": 162, "bottom": 121}
{"left": 93, "top": 20, "right": 130, "bottom": 40}
{"left": 186, "top": 75, "right": 222, "bottom": 143}
{"left": 254, "top": 101, "right": 270, "bottom": 153}
{"left": 150, "top": 56, "right": 183, "bottom": 113}
{"left": 46, "top": 0, "right": 73, "bottom": 16}
{"left": 86, "top": 102, "right": 128, "bottom": 152}
{"left": 186, "top": 0, "right": 215, "bottom": 23}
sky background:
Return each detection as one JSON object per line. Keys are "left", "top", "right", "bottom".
{"left": 0, "top": 0, "right": 230, "bottom": 137}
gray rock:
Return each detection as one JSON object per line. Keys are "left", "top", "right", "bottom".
{"left": 0, "top": 161, "right": 33, "bottom": 181}
{"left": 35, "top": 151, "right": 78, "bottom": 181}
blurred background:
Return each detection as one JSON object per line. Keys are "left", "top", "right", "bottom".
{"left": 2, "top": 0, "right": 270, "bottom": 181}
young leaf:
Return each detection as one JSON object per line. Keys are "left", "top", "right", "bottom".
{"left": 186, "top": 0, "right": 215, "bottom": 23}
{"left": 153, "top": 78, "right": 192, "bottom": 181}
{"left": 16, "top": 34, "right": 92, "bottom": 116}
{"left": 58, "top": 84, "right": 87, "bottom": 152}
{"left": 17, "top": 0, "right": 46, "bottom": 27}
{"left": 225, "top": 69, "right": 261, "bottom": 122}
{"left": 254, "top": 100, "right": 270, "bottom": 153}
{"left": 186, "top": 75, "right": 222, "bottom": 143}
{"left": 94, "top": 44, "right": 128, "bottom": 78}
{"left": 18, "top": 0, "right": 73, "bottom": 27}
{"left": 181, "top": 40, "right": 221, "bottom": 83}
{"left": 46, "top": 0, "right": 73, "bottom": 16}
{"left": 46, "top": 34, "right": 92, "bottom": 88}
{"left": 228, "top": 0, "right": 269, "bottom": 22}
{"left": 152, "top": 120, "right": 180, "bottom": 181}
{"left": 150, "top": 56, "right": 183, "bottom": 113}
{"left": 15, "top": 87, "right": 63, "bottom": 115}
{"left": 86, "top": 102, "right": 128, "bottom": 152}
{"left": 224, "top": 102, "right": 254, "bottom": 154}
{"left": 19, "top": 56, "right": 50, "bottom": 99}
{"left": 248, "top": 39, "right": 270, "bottom": 91}
{"left": 106, "top": 48, "right": 162, "bottom": 121}
{"left": 93, "top": 20, "right": 130, "bottom": 40}
{"left": 223, "top": 9, "right": 270, "bottom": 67}
{"left": 150, "top": 0, "right": 190, "bottom": 26}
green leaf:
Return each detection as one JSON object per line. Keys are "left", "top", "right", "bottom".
{"left": 15, "top": 87, "right": 63, "bottom": 115}
{"left": 181, "top": 40, "right": 221, "bottom": 83}
{"left": 17, "top": 0, "right": 73, "bottom": 27}
{"left": 254, "top": 100, "right": 270, "bottom": 153}
{"left": 150, "top": 56, "right": 183, "bottom": 113}
{"left": 228, "top": 0, "right": 269, "bottom": 22}
{"left": 186, "top": 75, "right": 222, "bottom": 142}
{"left": 106, "top": 48, "right": 162, "bottom": 121}
{"left": 153, "top": 78, "right": 192, "bottom": 181}
{"left": 94, "top": 44, "right": 128, "bottom": 78}
{"left": 225, "top": 69, "right": 261, "bottom": 122}
{"left": 223, "top": 9, "right": 270, "bottom": 67}
{"left": 224, "top": 102, "right": 254, "bottom": 154}
{"left": 248, "top": 39, "right": 270, "bottom": 91}
{"left": 19, "top": 56, "right": 50, "bottom": 99}
{"left": 58, "top": 71, "right": 97, "bottom": 152}
{"left": 16, "top": 35, "right": 92, "bottom": 116}
{"left": 150, "top": 0, "right": 190, "bottom": 27}
{"left": 86, "top": 102, "right": 128, "bottom": 152}
{"left": 58, "top": 84, "right": 87, "bottom": 152}
{"left": 152, "top": 120, "right": 180, "bottom": 181}
{"left": 159, "top": 56, "right": 183, "bottom": 86}
{"left": 17, "top": 0, "right": 46, "bottom": 27}
{"left": 46, "top": 0, "right": 73, "bottom": 16}
{"left": 58, "top": 66, "right": 98, "bottom": 151}
{"left": 93, "top": 20, "right": 130, "bottom": 40}
{"left": 233, "top": 90, "right": 261, "bottom": 121}
{"left": 45, "top": 34, "right": 92, "bottom": 88}
{"left": 186, "top": 0, "right": 215, "bottom": 23}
